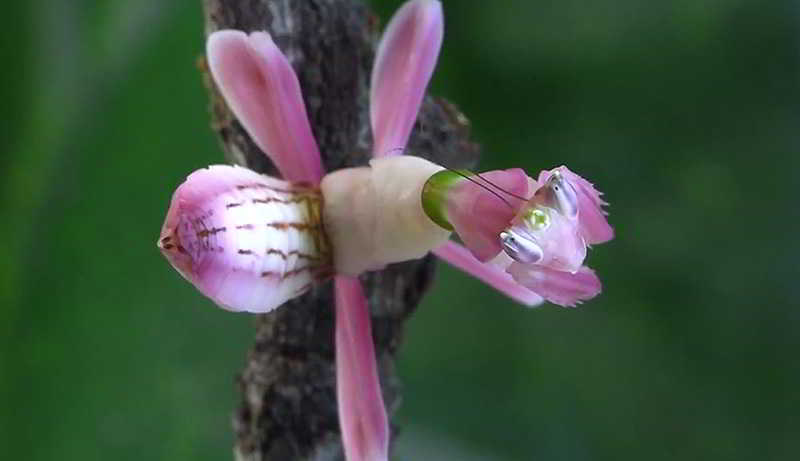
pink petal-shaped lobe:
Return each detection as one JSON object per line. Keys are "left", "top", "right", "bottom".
{"left": 207, "top": 30, "right": 324, "bottom": 185}
{"left": 371, "top": 0, "right": 443, "bottom": 157}
{"left": 335, "top": 276, "right": 389, "bottom": 461}
{"left": 157, "top": 165, "right": 325, "bottom": 313}
{"left": 434, "top": 241, "right": 544, "bottom": 306}
{"left": 447, "top": 169, "right": 530, "bottom": 262}
{"left": 506, "top": 263, "right": 602, "bottom": 308}
{"left": 538, "top": 166, "right": 613, "bottom": 244}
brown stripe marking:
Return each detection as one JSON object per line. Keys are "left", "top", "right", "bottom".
{"left": 236, "top": 183, "right": 312, "bottom": 194}
{"left": 260, "top": 266, "right": 312, "bottom": 279}
{"left": 265, "top": 248, "right": 319, "bottom": 261}
{"left": 226, "top": 202, "right": 244, "bottom": 208}
{"left": 162, "top": 243, "right": 188, "bottom": 254}
{"left": 196, "top": 227, "right": 226, "bottom": 238}
{"left": 266, "top": 222, "right": 321, "bottom": 231}
{"left": 296, "top": 193, "right": 330, "bottom": 260}
{"left": 238, "top": 249, "right": 254, "bottom": 255}
{"left": 252, "top": 197, "right": 307, "bottom": 205}
{"left": 236, "top": 224, "right": 255, "bottom": 230}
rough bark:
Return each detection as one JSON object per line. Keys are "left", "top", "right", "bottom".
{"left": 201, "top": 1, "right": 479, "bottom": 459}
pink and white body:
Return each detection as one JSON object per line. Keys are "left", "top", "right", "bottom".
{"left": 157, "top": 1, "right": 613, "bottom": 460}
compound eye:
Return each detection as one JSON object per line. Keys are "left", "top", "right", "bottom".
{"left": 547, "top": 171, "right": 578, "bottom": 219}
{"left": 500, "top": 229, "right": 543, "bottom": 264}
{"left": 525, "top": 208, "right": 551, "bottom": 231}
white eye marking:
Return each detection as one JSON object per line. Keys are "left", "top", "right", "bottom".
{"left": 531, "top": 170, "right": 579, "bottom": 220}
{"left": 545, "top": 171, "right": 579, "bottom": 219}
{"left": 500, "top": 229, "right": 543, "bottom": 264}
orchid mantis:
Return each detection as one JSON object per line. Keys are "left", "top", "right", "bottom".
{"left": 157, "top": 1, "right": 612, "bottom": 460}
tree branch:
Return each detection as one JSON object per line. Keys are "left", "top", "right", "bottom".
{"left": 201, "top": 1, "right": 479, "bottom": 459}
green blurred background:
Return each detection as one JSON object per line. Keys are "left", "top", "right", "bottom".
{"left": 2, "top": 0, "right": 798, "bottom": 459}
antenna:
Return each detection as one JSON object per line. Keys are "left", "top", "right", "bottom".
{"left": 441, "top": 166, "right": 516, "bottom": 211}
{"left": 385, "top": 145, "right": 526, "bottom": 210}
{"left": 473, "top": 172, "right": 532, "bottom": 202}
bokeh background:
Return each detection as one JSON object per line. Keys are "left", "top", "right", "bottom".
{"left": 2, "top": 0, "right": 798, "bottom": 459}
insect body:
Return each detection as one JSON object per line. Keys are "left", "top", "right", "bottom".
{"left": 158, "top": 4, "right": 612, "bottom": 459}
{"left": 159, "top": 156, "right": 607, "bottom": 312}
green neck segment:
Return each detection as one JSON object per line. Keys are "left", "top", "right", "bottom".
{"left": 421, "top": 169, "right": 473, "bottom": 231}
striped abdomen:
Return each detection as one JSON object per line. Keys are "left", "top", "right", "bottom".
{"left": 158, "top": 165, "right": 330, "bottom": 312}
